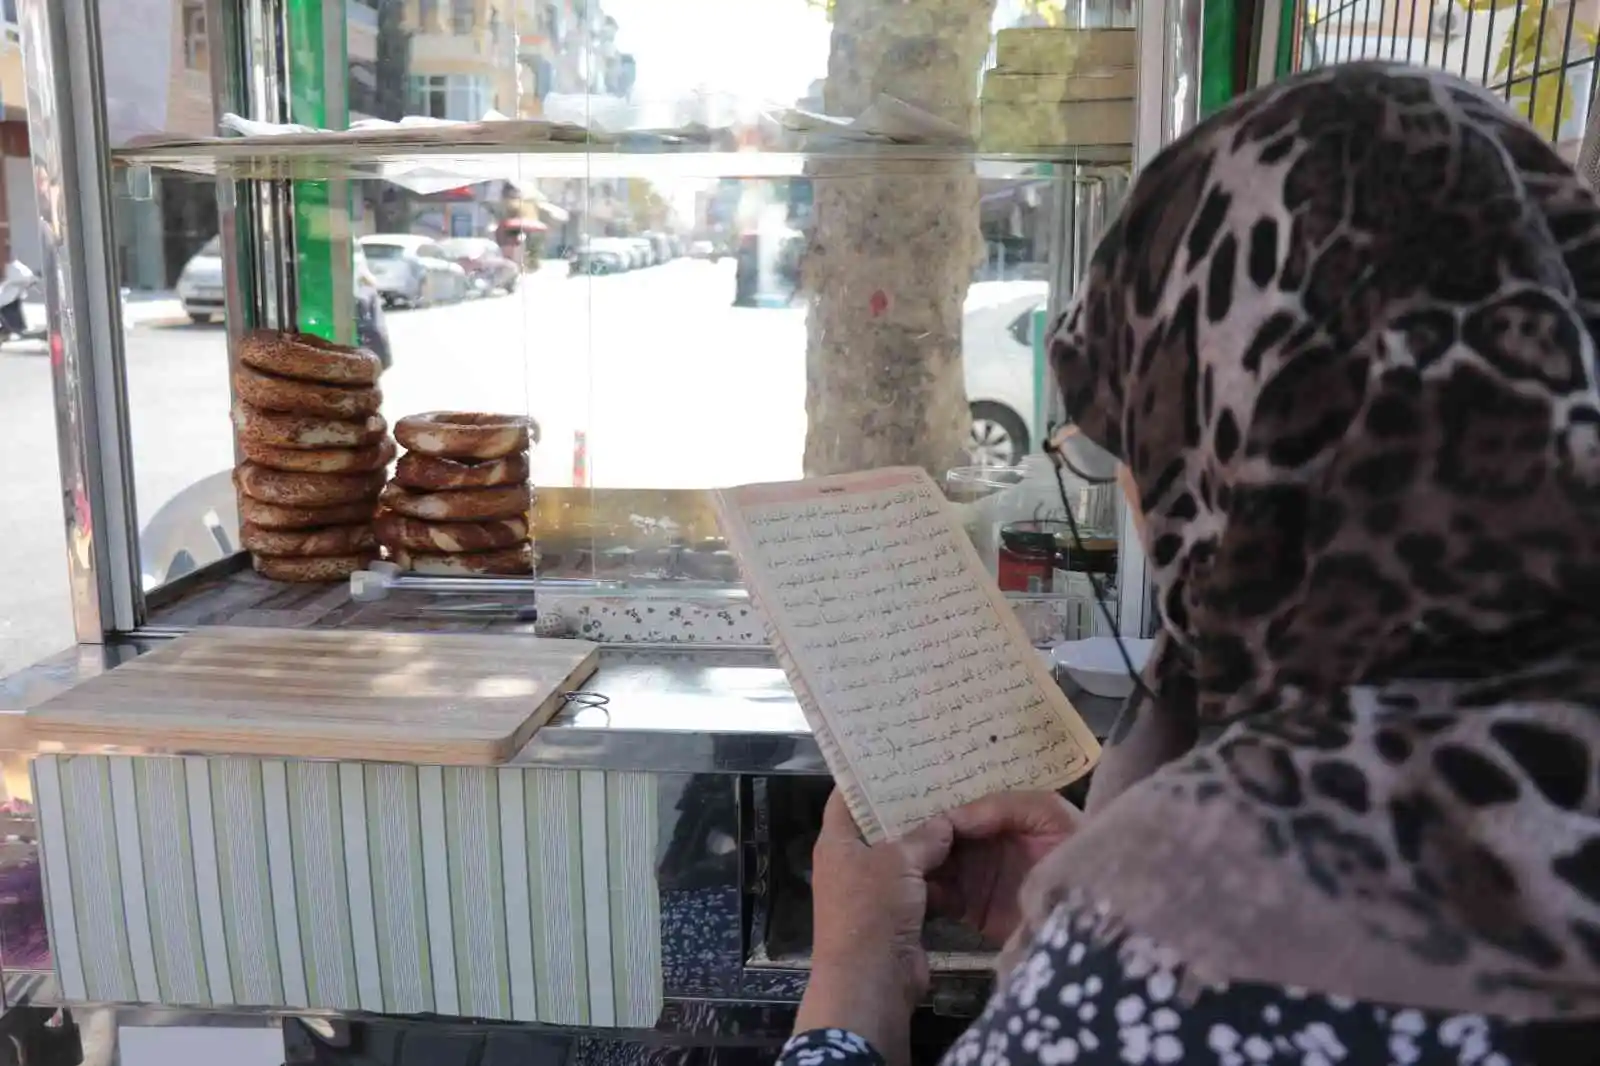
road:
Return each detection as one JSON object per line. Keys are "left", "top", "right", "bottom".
{"left": 0, "top": 258, "right": 807, "bottom": 675}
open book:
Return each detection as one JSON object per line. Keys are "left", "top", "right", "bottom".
{"left": 714, "top": 467, "right": 1100, "bottom": 842}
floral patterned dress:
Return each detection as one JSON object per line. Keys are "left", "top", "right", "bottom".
{"left": 777, "top": 904, "right": 1594, "bottom": 1066}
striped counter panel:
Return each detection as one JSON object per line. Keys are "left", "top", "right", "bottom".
{"left": 32, "top": 757, "right": 661, "bottom": 1026}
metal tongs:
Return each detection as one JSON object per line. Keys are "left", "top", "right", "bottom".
{"left": 349, "top": 560, "right": 539, "bottom": 602}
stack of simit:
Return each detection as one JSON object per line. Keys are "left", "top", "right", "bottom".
{"left": 231, "top": 331, "right": 392, "bottom": 582}
{"left": 377, "top": 412, "right": 536, "bottom": 575}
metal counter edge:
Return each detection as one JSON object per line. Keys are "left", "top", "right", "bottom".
{"left": 0, "top": 641, "right": 1124, "bottom": 775}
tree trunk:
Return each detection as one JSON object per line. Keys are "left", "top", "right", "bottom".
{"left": 802, "top": 0, "right": 996, "bottom": 478}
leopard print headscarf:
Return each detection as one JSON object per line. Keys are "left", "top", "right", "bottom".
{"left": 1009, "top": 61, "right": 1600, "bottom": 1018}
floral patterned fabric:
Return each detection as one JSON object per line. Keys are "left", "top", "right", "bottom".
{"left": 779, "top": 1028, "right": 885, "bottom": 1066}
{"left": 780, "top": 902, "right": 1597, "bottom": 1066}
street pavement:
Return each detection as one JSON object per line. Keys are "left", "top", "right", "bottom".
{"left": 0, "top": 257, "right": 808, "bottom": 675}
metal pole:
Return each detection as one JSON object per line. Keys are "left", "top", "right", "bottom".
{"left": 18, "top": 0, "right": 143, "bottom": 639}
{"left": 1119, "top": 0, "right": 1203, "bottom": 637}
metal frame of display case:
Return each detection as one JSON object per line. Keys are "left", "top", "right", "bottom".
{"left": 21, "top": 0, "right": 143, "bottom": 643}
{"left": 23, "top": 0, "right": 1194, "bottom": 648}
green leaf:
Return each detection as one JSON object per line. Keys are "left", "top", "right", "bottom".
{"left": 1470, "top": 0, "right": 1598, "bottom": 138}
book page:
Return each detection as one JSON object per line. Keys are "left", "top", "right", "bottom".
{"left": 718, "top": 468, "right": 1099, "bottom": 840}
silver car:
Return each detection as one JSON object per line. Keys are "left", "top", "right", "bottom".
{"left": 175, "top": 235, "right": 225, "bottom": 324}
{"left": 175, "top": 240, "right": 392, "bottom": 368}
{"left": 358, "top": 234, "right": 469, "bottom": 308}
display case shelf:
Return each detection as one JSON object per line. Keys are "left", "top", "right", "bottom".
{"left": 111, "top": 138, "right": 1133, "bottom": 182}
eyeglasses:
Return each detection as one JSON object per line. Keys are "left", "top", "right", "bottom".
{"left": 1046, "top": 423, "right": 1119, "bottom": 485}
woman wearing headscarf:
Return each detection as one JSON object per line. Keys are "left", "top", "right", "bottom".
{"left": 776, "top": 60, "right": 1600, "bottom": 1065}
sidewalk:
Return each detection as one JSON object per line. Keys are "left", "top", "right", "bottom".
{"left": 20, "top": 265, "right": 569, "bottom": 332}
{"left": 22, "top": 290, "right": 187, "bottom": 331}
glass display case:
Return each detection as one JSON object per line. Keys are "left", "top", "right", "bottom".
{"left": 0, "top": 0, "right": 1246, "bottom": 1057}
{"left": 33, "top": 0, "right": 1191, "bottom": 645}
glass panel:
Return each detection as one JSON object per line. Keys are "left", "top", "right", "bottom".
{"left": 0, "top": 90, "right": 74, "bottom": 669}
{"left": 91, "top": 0, "right": 1134, "bottom": 639}
{"left": 110, "top": 170, "right": 238, "bottom": 594}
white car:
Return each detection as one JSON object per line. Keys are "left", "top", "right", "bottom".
{"left": 175, "top": 239, "right": 393, "bottom": 366}
{"left": 962, "top": 280, "right": 1050, "bottom": 467}
{"left": 175, "top": 235, "right": 225, "bottom": 323}
{"left": 624, "top": 237, "right": 654, "bottom": 268}
{"left": 358, "top": 234, "right": 469, "bottom": 308}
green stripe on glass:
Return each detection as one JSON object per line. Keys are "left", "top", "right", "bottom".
{"left": 1200, "top": 0, "right": 1238, "bottom": 117}
{"left": 1275, "top": 0, "right": 1297, "bottom": 77}
{"left": 285, "top": 0, "right": 345, "bottom": 341}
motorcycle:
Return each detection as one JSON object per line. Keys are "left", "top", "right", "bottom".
{"left": 0, "top": 281, "right": 132, "bottom": 348}
{"left": 0, "top": 275, "right": 45, "bottom": 346}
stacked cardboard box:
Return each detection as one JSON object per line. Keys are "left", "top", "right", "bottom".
{"left": 980, "top": 28, "right": 1136, "bottom": 153}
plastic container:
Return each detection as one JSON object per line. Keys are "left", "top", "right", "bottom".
{"left": 998, "top": 518, "right": 1072, "bottom": 592}
{"left": 945, "top": 465, "right": 1025, "bottom": 573}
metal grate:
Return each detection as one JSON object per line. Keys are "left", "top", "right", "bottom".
{"left": 1295, "top": 0, "right": 1600, "bottom": 154}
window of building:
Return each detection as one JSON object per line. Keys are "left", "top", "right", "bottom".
{"left": 181, "top": 1, "right": 208, "bottom": 71}
{"left": 451, "top": 0, "right": 476, "bottom": 35}
{"left": 408, "top": 74, "right": 491, "bottom": 122}
{"left": 417, "top": 0, "right": 438, "bottom": 30}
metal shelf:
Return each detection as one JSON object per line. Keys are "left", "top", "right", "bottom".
{"left": 110, "top": 134, "right": 1134, "bottom": 182}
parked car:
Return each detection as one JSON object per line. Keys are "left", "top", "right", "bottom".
{"left": 570, "top": 238, "right": 630, "bottom": 275}
{"left": 358, "top": 234, "right": 469, "bottom": 308}
{"left": 625, "top": 237, "right": 655, "bottom": 268}
{"left": 689, "top": 239, "right": 716, "bottom": 259}
{"left": 645, "top": 232, "right": 674, "bottom": 264}
{"left": 962, "top": 280, "right": 1048, "bottom": 466}
{"left": 174, "top": 237, "right": 392, "bottom": 368}
{"left": 437, "top": 237, "right": 520, "bottom": 294}
{"left": 733, "top": 227, "right": 803, "bottom": 307}
{"left": 176, "top": 235, "right": 225, "bottom": 324}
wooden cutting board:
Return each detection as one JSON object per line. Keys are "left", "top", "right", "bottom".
{"left": 24, "top": 627, "right": 600, "bottom": 765}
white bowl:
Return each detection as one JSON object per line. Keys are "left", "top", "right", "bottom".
{"left": 1051, "top": 637, "right": 1154, "bottom": 700}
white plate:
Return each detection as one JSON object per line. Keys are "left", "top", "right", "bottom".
{"left": 1050, "top": 636, "right": 1153, "bottom": 700}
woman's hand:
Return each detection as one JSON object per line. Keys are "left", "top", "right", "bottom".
{"left": 930, "top": 791, "right": 1080, "bottom": 946}
{"left": 808, "top": 790, "right": 954, "bottom": 999}
{"left": 797, "top": 791, "right": 954, "bottom": 1065}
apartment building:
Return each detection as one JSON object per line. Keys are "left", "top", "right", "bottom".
{"left": 405, "top": 0, "right": 520, "bottom": 119}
